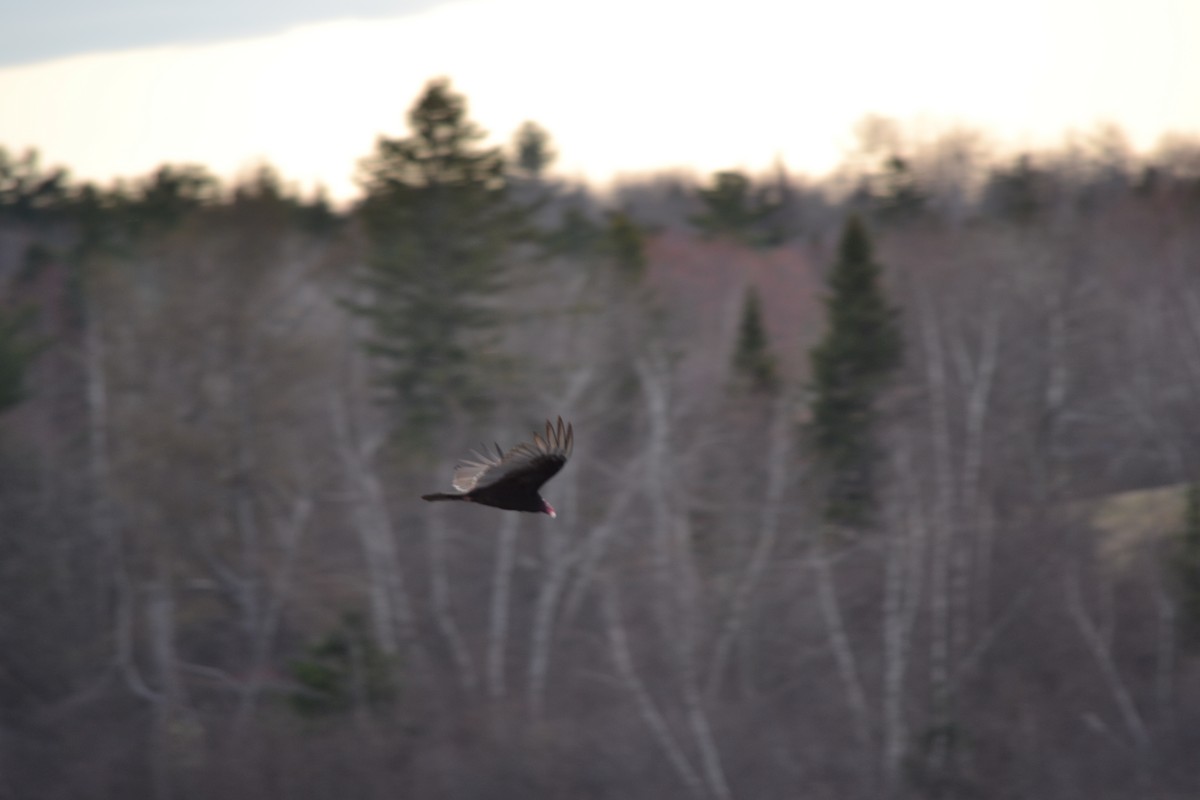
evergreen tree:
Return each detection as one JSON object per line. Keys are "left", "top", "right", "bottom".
{"left": 354, "top": 78, "right": 531, "bottom": 441}
{"left": 288, "top": 613, "right": 396, "bottom": 718}
{"left": 875, "top": 155, "right": 927, "bottom": 223}
{"left": 691, "top": 170, "right": 774, "bottom": 244}
{"left": 0, "top": 147, "right": 70, "bottom": 221}
{"left": 758, "top": 158, "right": 796, "bottom": 246}
{"left": 982, "top": 154, "right": 1049, "bottom": 225}
{"left": 808, "top": 215, "right": 901, "bottom": 528}
{"left": 731, "top": 286, "right": 779, "bottom": 394}
{"left": 546, "top": 204, "right": 603, "bottom": 257}
{"left": 512, "top": 121, "right": 556, "bottom": 179}
{"left": 604, "top": 210, "right": 647, "bottom": 283}
{"left": 131, "top": 164, "right": 217, "bottom": 231}
{"left": 0, "top": 307, "right": 37, "bottom": 414}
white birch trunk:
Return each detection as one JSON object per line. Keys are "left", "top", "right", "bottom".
{"left": 147, "top": 557, "right": 184, "bottom": 800}
{"left": 234, "top": 494, "right": 313, "bottom": 730}
{"left": 86, "top": 303, "right": 158, "bottom": 703}
{"left": 1154, "top": 583, "right": 1176, "bottom": 731}
{"left": 881, "top": 437, "right": 931, "bottom": 790}
{"left": 525, "top": 457, "right": 582, "bottom": 716}
{"left": 330, "top": 392, "right": 416, "bottom": 657}
{"left": 425, "top": 502, "right": 478, "bottom": 692}
{"left": 486, "top": 513, "right": 520, "bottom": 699}
{"left": 706, "top": 397, "right": 792, "bottom": 694}
{"left": 958, "top": 303, "right": 1000, "bottom": 658}
{"left": 1065, "top": 569, "right": 1150, "bottom": 753}
{"left": 813, "top": 546, "right": 873, "bottom": 753}
{"left": 919, "top": 290, "right": 955, "bottom": 772}
{"left": 599, "top": 577, "right": 706, "bottom": 799}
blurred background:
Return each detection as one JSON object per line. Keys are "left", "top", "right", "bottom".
{"left": 2, "top": 1, "right": 1200, "bottom": 798}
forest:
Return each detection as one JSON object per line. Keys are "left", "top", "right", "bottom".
{"left": 1, "top": 77, "right": 1200, "bottom": 799}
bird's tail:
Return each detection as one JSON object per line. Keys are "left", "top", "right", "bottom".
{"left": 421, "top": 492, "right": 466, "bottom": 502}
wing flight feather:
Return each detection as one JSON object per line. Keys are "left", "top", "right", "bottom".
{"left": 449, "top": 417, "right": 573, "bottom": 493}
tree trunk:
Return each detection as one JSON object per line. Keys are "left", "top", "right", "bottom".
{"left": 330, "top": 392, "right": 416, "bottom": 658}
{"left": 486, "top": 513, "right": 520, "bottom": 699}
{"left": 706, "top": 397, "right": 793, "bottom": 695}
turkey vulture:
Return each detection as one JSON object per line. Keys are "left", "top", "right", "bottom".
{"left": 421, "top": 417, "right": 574, "bottom": 517}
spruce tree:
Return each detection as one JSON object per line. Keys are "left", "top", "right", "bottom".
{"left": 808, "top": 215, "right": 901, "bottom": 527}
{"left": 691, "top": 170, "right": 774, "bottom": 245}
{"left": 546, "top": 204, "right": 602, "bottom": 258}
{"left": 604, "top": 210, "right": 647, "bottom": 283}
{"left": 731, "top": 286, "right": 779, "bottom": 394}
{"left": 512, "top": 121, "right": 556, "bottom": 179}
{"left": 0, "top": 307, "right": 37, "bottom": 414}
{"left": 354, "top": 78, "right": 531, "bottom": 441}
{"left": 875, "top": 155, "right": 927, "bottom": 224}
{"left": 982, "top": 154, "right": 1047, "bottom": 225}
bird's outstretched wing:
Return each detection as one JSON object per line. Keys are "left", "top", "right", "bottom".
{"left": 451, "top": 417, "right": 573, "bottom": 493}
{"left": 451, "top": 443, "right": 505, "bottom": 493}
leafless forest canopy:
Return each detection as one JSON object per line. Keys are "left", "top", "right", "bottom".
{"left": 2, "top": 93, "right": 1200, "bottom": 799}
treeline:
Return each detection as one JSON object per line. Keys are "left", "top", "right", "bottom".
{"left": 1, "top": 79, "right": 1200, "bottom": 800}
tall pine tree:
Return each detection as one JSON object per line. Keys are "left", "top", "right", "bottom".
{"left": 808, "top": 215, "right": 901, "bottom": 528}
{"left": 0, "top": 306, "right": 37, "bottom": 414}
{"left": 691, "top": 170, "right": 776, "bottom": 245}
{"left": 731, "top": 286, "right": 779, "bottom": 394}
{"left": 604, "top": 210, "right": 647, "bottom": 284}
{"left": 354, "top": 78, "right": 532, "bottom": 441}
{"left": 511, "top": 121, "right": 556, "bottom": 179}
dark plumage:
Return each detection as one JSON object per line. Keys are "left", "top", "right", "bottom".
{"left": 421, "top": 417, "right": 574, "bottom": 517}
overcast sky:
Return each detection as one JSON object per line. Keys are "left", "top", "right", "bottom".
{"left": 2, "top": 0, "right": 1198, "bottom": 200}
{"left": 0, "top": 0, "right": 440, "bottom": 66}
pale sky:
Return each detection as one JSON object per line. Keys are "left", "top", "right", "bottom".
{"left": 1, "top": 0, "right": 1198, "bottom": 201}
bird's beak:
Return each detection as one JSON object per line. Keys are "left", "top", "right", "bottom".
{"left": 545, "top": 504, "right": 557, "bottom": 518}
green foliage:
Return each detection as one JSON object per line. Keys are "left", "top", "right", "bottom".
{"left": 691, "top": 170, "right": 776, "bottom": 245}
{"left": 983, "top": 155, "right": 1050, "bottom": 225}
{"left": 1172, "top": 482, "right": 1200, "bottom": 646}
{"left": 228, "top": 165, "right": 340, "bottom": 237}
{"left": 875, "top": 156, "right": 928, "bottom": 224}
{"left": 904, "top": 721, "right": 976, "bottom": 798}
{"left": 295, "top": 188, "right": 340, "bottom": 236}
{"left": 18, "top": 242, "right": 53, "bottom": 284}
{"left": 544, "top": 204, "right": 647, "bottom": 288}
{"left": 546, "top": 204, "right": 603, "bottom": 257}
{"left": 130, "top": 164, "right": 218, "bottom": 231}
{"left": 289, "top": 613, "right": 398, "bottom": 718}
{"left": 512, "top": 120, "right": 556, "bottom": 179}
{"left": 604, "top": 209, "right": 647, "bottom": 282}
{"left": 808, "top": 215, "right": 901, "bottom": 527}
{"left": 60, "top": 165, "right": 219, "bottom": 268}
{"left": 67, "top": 183, "right": 129, "bottom": 260}
{"left": 731, "top": 286, "right": 779, "bottom": 394}
{"left": 0, "top": 147, "right": 70, "bottom": 220}
{"left": 0, "top": 306, "right": 40, "bottom": 415}
{"left": 353, "top": 78, "right": 534, "bottom": 442}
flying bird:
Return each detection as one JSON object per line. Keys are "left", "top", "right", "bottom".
{"left": 421, "top": 417, "right": 574, "bottom": 517}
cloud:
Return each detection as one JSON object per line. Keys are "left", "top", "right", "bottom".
{"left": 0, "top": 0, "right": 441, "bottom": 67}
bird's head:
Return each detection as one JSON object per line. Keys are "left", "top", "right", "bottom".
{"left": 542, "top": 500, "right": 557, "bottom": 518}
